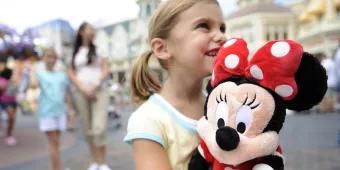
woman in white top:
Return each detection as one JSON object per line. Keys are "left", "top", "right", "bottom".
{"left": 67, "top": 22, "right": 111, "bottom": 170}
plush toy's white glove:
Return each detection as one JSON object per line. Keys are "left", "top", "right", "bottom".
{"left": 252, "top": 164, "right": 274, "bottom": 170}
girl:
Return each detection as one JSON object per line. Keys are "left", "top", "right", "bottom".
{"left": 67, "top": 22, "right": 111, "bottom": 170}
{"left": 124, "top": 0, "right": 226, "bottom": 169}
{"left": 30, "top": 48, "right": 69, "bottom": 170}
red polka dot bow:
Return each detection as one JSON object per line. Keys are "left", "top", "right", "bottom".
{"left": 211, "top": 38, "right": 303, "bottom": 101}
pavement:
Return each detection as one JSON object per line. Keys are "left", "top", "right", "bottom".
{"left": 280, "top": 113, "right": 340, "bottom": 170}
{"left": 0, "top": 107, "right": 340, "bottom": 170}
{"left": 0, "top": 105, "right": 135, "bottom": 170}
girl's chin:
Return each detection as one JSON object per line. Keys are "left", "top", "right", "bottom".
{"left": 204, "top": 69, "right": 214, "bottom": 78}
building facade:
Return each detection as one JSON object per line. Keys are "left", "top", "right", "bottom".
{"left": 95, "top": 0, "right": 161, "bottom": 83}
{"left": 30, "top": 19, "right": 74, "bottom": 62}
{"left": 225, "top": 0, "right": 296, "bottom": 55}
{"left": 295, "top": 0, "right": 340, "bottom": 57}
{"left": 226, "top": 0, "right": 340, "bottom": 57}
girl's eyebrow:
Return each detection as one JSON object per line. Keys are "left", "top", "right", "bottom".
{"left": 192, "top": 17, "right": 225, "bottom": 27}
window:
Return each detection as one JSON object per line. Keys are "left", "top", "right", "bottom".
{"left": 283, "top": 31, "right": 288, "bottom": 39}
{"left": 274, "top": 32, "right": 279, "bottom": 40}
{"left": 266, "top": 32, "right": 270, "bottom": 41}
{"left": 146, "top": 4, "right": 151, "bottom": 16}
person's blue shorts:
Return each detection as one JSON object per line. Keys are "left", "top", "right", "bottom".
{"left": 0, "top": 102, "right": 17, "bottom": 109}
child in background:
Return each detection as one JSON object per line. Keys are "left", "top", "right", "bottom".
{"left": 30, "top": 48, "right": 69, "bottom": 170}
{"left": 0, "top": 57, "right": 18, "bottom": 146}
{"left": 124, "top": 0, "right": 226, "bottom": 169}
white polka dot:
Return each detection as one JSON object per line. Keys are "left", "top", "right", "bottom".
{"left": 271, "top": 41, "right": 290, "bottom": 57}
{"left": 223, "top": 39, "right": 237, "bottom": 48}
{"left": 250, "top": 65, "right": 263, "bottom": 80}
{"left": 224, "top": 167, "right": 233, "bottom": 170}
{"left": 275, "top": 85, "right": 293, "bottom": 97}
{"left": 224, "top": 54, "right": 239, "bottom": 69}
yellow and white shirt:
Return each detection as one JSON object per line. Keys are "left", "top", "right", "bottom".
{"left": 124, "top": 94, "right": 199, "bottom": 170}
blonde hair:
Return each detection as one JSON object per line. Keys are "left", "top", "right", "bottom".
{"left": 42, "top": 47, "right": 58, "bottom": 58}
{"left": 131, "top": 0, "right": 218, "bottom": 103}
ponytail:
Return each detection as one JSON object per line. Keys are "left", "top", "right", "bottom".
{"left": 131, "top": 50, "right": 161, "bottom": 104}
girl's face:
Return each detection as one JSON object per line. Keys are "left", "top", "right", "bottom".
{"left": 167, "top": 1, "right": 226, "bottom": 79}
{"left": 81, "top": 24, "right": 95, "bottom": 42}
{"left": 43, "top": 50, "right": 57, "bottom": 69}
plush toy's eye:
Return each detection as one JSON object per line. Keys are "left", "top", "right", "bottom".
{"left": 235, "top": 105, "right": 253, "bottom": 133}
{"left": 235, "top": 94, "right": 259, "bottom": 133}
{"left": 215, "top": 93, "right": 229, "bottom": 128}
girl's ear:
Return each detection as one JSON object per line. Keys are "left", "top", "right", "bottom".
{"left": 150, "top": 38, "right": 171, "bottom": 60}
{"left": 285, "top": 52, "right": 328, "bottom": 111}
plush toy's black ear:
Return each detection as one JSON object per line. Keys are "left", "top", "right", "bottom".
{"left": 285, "top": 52, "right": 328, "bottom": 111}
{"left": 203, "top": 80, "right": 214, "bottom": 118}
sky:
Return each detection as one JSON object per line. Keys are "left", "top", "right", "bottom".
{"left": 0, "top": 0, "right": 295, "bottom": 34}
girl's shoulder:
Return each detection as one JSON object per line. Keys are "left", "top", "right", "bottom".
{"left": 128, "top": 94, "right": 173, "bottom": 127}
{"left": 131, "top": 95, "right": 165, "bottom": 118}
{"left": 130, "top": 94, "right": 197, "bottom": 129}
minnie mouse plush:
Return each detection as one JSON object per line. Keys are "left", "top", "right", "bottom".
{"left": 189, "top": 38, "right": 327, "bottom": 170}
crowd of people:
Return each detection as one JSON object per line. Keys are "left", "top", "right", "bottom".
{"left": 0, "top": 22, "right": 127, "bottom": 170}
{"left": 316, "top": 45, "right": 340, "bottom": 113}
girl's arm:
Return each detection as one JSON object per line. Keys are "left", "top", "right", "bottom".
{"left": 67, "top": 67, "right": 82, "bottom": 91}
{"left": 132, "top": 139, "right": 172, "bottom": 170}
{"left": 29, "top": 67, "right": 39, "bottom": 89}
{"left": 67, "top": 67, "right": 96, "bottom": 100}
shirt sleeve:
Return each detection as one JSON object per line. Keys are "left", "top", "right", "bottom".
{"left": 123, "top": 108, "right": 165, "bottom": 147}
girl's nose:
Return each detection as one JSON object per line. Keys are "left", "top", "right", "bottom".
{"left": 213, "top": 31, "right": 226, "bottom": 45}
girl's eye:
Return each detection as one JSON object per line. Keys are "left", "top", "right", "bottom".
{"left": 196, "top": 22, "right": 210, "bottom": 30}
{"left": 220, "top": 24, "right": 226, "bottom": 33}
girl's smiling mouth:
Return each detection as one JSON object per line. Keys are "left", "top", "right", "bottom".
{"left": 206, "top": 48, "right": 220, "bottom": 57}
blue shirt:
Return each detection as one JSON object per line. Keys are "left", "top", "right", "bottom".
{"left": 36, "top": 70, "right": 69, "bottom": 118}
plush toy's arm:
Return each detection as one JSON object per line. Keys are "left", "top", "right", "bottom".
{"left": 188, "top": 148, "right": 210, "bottom": 170}
{"left": 189, "top": 140, "right": 214, "bottom": 170}
{"left": 252, "top": 154, "right": 284, "bottom": 170}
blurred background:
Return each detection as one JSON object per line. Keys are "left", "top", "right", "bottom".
{"left": 0, "top": 0, "right": 339, "bottom": 170}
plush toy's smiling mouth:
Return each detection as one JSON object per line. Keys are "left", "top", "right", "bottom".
{"left": 206, "top": 48, "right": 219, "bottom": 57}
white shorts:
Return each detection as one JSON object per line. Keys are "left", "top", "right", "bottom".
{"left": 39, "top": 114, "right": 67, "bottom": 132}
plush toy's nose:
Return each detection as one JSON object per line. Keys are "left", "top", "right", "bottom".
{"left": 216, "top": 126, "right": 240, "bottom": 151}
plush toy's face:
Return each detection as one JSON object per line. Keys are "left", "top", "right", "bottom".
{"left": 197, "top": 81, "right": 280, "bottom": 165}
{"left": 206, "top": 82, "right": 275, "bottom": 138}
{"left": 192, "top": 38, "right": 327, "bottom": 168}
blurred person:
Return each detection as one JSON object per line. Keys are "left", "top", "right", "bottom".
{"left": 12, "top": 51, "right": 39, "bottom": 115}
{"left": 29, "top": 48, "right": 69, "bottom": 170}
{"left": 0, "top": 56, "right": 18, "bottom": 146}
{"left": 334, "top": 40, "right": 340, "bottom": 110}
{"left": 316, "top": 53, "right": 337, "bottom": 112}
{"left": 67, "top": 22, "right": 111, "bottom": 170}
{"left": 107, "top": 81, "right": 121, "bottom": 130}
{"left": 124, "top": 0, "right": 226, "bottom": 169}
